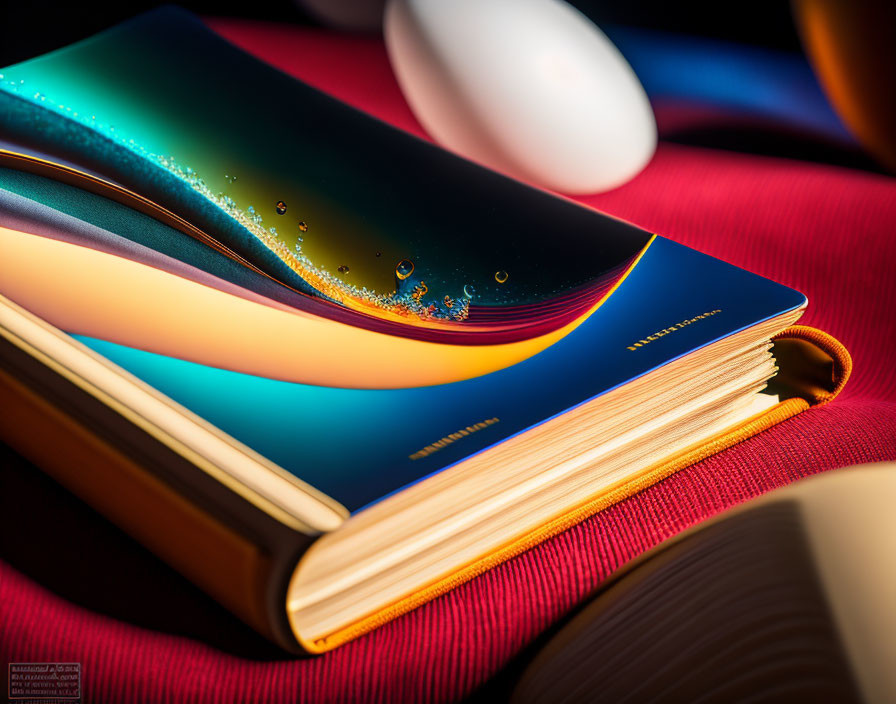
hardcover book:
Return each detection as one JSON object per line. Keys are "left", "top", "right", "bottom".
{"left": 0, "top": 7, "right": 850, "bottom": 653}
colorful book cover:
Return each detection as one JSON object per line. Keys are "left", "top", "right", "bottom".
{"left": 0, "top": 8, "right": 806, "bottom": 512}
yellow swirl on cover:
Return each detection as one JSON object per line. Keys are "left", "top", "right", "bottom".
{"left": 0, "top": 227, "right": 651, "bottom": 388}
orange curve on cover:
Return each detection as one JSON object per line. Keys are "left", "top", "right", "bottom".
{"left": 0, "top": 227, "right": 652, "bottom": 389}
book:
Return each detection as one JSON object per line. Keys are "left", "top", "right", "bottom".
{"left": 0, "top": 7, "right": 851, "bottom": 653}
{"left": 510, "top": 465, "right": 895, "bottom": 704}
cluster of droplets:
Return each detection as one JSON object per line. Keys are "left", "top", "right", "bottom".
{"left": 395, "top": 270, "right": 469, "bottom": 321}
{"left": 411, "top": 281, "right": 428, "bottom": 302}
{"left": 0, "top": 75, "right": 476, "bottom": 322}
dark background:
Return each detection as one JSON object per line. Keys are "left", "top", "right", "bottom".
{"left": 0, "top": 0, "right": 803, "bottom": 67}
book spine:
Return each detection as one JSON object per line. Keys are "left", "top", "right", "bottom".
{"left": 0, "top": 336, "right": 315, "bottom": 653}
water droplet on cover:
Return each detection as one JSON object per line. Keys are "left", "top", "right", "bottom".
{"left": 338, "top": 265, "right": 350, "bottom": 274}
{"left": 495, "top": 270, "right": 509, "bottom": 284}
{"left": 298, "top": 221, "right": 308, "bottom": 232}
{"left": 375, "top": 251, "right": 382, "bottom": 257}
{"left": 395, "top": 259, "right": 415, "bottom": 280}
{"left": 225, "top": 174, "right": 237, "bottom": 183}
{"left": 276, "top": 200, "right": 287, "bottom": 215}
{"left": 463, "top": 284, "right": 476, "bottom": 298}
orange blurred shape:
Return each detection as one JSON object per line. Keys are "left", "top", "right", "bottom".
{"left": 793, "top": 0, "right": 896, "bottom": 172}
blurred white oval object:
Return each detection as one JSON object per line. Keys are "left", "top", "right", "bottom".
{"left": 384, "top": 0, "right": 657, "bottom": 193}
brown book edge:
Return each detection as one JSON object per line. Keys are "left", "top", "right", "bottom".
{"left": 0, "top": 324, "right": 850, "bottom": 654}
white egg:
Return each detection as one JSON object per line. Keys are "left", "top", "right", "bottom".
{"left": 384, "top": 0, "right": 657, "bottom": 194}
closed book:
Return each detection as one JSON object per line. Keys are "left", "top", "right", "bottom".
{"left": 0, "top": 8, "right": 850, "bottom": 653}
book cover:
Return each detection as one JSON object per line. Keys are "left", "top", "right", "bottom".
{"left": 0, "top": 8, "right": 807, "bottom": 513}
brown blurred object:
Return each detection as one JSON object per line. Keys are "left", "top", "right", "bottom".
{"left": 793, "top": 0, "right": 896, "bottom": 172}
{"left": 511, "top": 463, "right": 896, "bottom": 704}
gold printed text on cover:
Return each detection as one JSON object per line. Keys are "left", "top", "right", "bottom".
{"left": 409, "top": 418, "right": 500, "bottom": 460}
{"left": 627, "top": 310, "right": 722, "bottom": 351}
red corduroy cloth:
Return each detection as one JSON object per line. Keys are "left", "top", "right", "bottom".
{"left": 1, "top": 20, "right": 895, "bottom": 703}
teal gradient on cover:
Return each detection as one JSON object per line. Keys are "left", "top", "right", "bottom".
{"left": 74, "top": 235, "right": 805, "bottom": 511}
{"left": 0, "top": 6, "right": 651, "bottom": 330}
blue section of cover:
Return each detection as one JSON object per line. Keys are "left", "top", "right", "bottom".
{"left": 75, "top": 236, "right": 805, "bottom": 512}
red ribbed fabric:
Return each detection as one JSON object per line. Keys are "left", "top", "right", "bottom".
{"left": 2, "top": 20, "right": 894, "bottom": 703}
